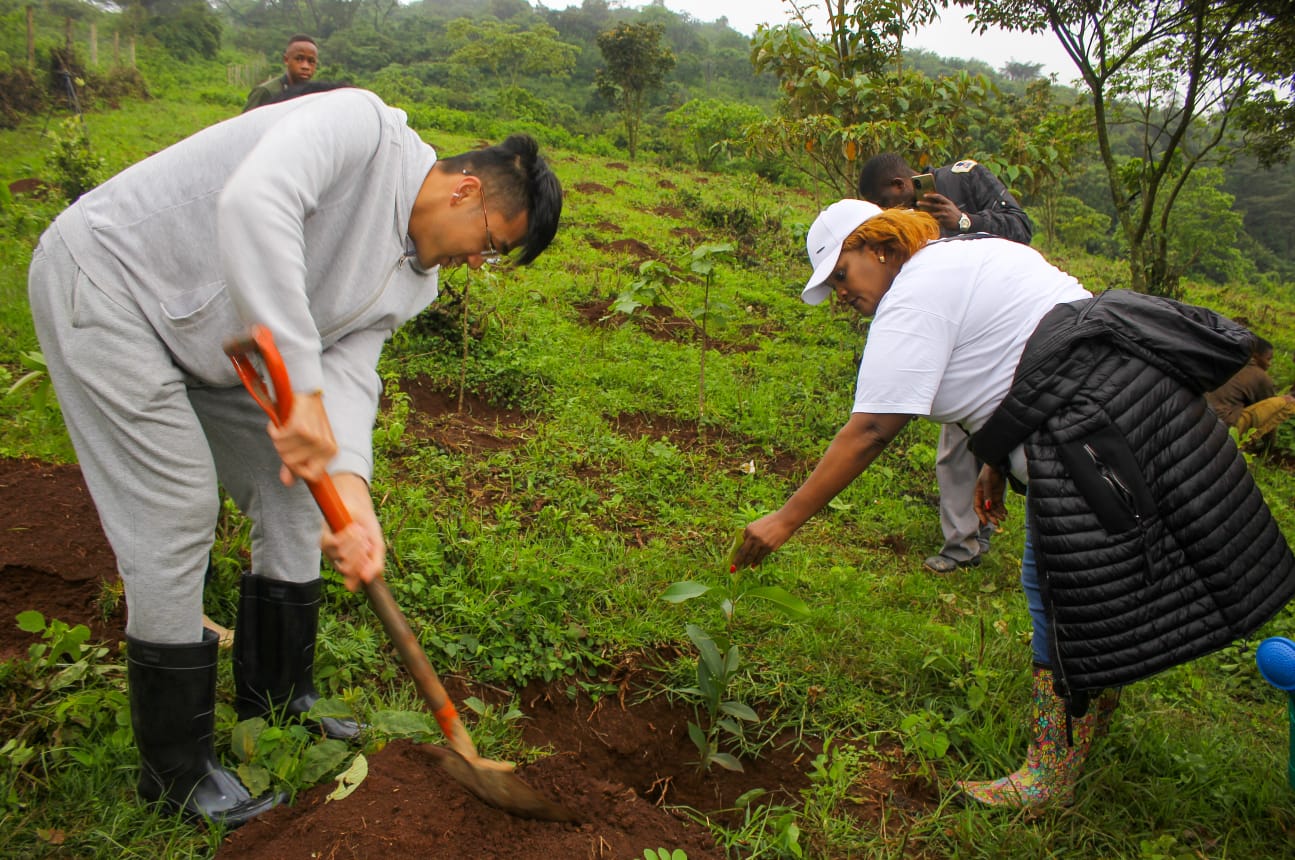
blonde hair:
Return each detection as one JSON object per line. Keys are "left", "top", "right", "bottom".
{"left": 842, "top": 208, "right": 939, "bottom": 266}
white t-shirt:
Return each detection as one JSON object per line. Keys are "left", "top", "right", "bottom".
{"left": 851, "top": 236, "right": 1092, "bottom": 433}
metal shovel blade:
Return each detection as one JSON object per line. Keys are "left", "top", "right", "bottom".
{"left": 420, "top": 744, "right": 577, "bottom": 822}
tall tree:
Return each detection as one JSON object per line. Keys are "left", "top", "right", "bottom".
{"left": 1000, "top": 60, "right": 1044, "bottom": 81}
{"left": 957, "top": 0, "right": 1295, "bottom": 296}
{"left": 746, "top": 0, "right": 1013, "bottom": 195}
{"left": 445, "top": 18, "right": 577, "bottom": 90}
{"left": 595, "top": 20, "right": 674, "bottom": 160}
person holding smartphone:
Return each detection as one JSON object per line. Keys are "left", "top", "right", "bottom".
{"left": 858, "top": 152, "right": 1033, "bottom": 244}
{"left": 857, "top": 152, "right": 1033, "bottom": 574}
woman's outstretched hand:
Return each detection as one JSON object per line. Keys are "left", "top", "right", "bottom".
{"left": 730, "top": 512, "right": 797, "bottom": 570}
{"left": 975, "top": 463, "right": 1008, "bottom": 526}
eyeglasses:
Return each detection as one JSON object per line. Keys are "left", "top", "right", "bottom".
{"left": 465, "top": 170, "right": 502, "bottom": 265}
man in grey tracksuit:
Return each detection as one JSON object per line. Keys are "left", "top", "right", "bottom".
{"left": 27, "top": 87, "right": 562, "bottom": 827}
{"left": 858, "top": 152, "right": 1033, "bottom": 573}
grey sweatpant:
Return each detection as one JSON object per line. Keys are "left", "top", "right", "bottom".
{"left": 936, "top": 423, "right": 982, "bottom": 562}
{"left": 28, "top": 228, "right": 322, "bottom": 644}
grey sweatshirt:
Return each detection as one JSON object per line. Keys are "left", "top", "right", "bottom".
{"left": 52, "top": 88, "right": 439, "bottom": 480}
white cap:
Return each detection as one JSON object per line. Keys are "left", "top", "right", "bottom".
{"left": 801, "top": 199, "right": 883, "bottom": 305}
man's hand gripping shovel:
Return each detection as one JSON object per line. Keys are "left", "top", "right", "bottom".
{"left": 224, "top": 325, "right": 574, "bottom": 822}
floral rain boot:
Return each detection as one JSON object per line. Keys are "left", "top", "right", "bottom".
{"left": 956, "top": 663, "right": 1108, "bottom": 809}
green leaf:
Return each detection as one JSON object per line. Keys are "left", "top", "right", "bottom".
{"left": 710, "top": 752, "right": 744, "bottom": 772}
{"left": 743, "top": 586, "right": 811, "bottom": 619}
{"left": 720, "top": 701, "right": 759, "bottom": 721}
{"left": 687, "top": 721, "right": 708, "bottom": 755}
{"left": 611, "top": 294, "right": 643, "bottom": 315}
{"left": 16, "top": 611, "right": 45, "bottom": 634}
{"left": 723, "top": 644, "right": 740, "bottom": 676}
{"left": 6, "top": 370, "right": 46, "bottom": 398}
{"left": 734, "top": 787, "right": 767, "bottom": 807}
{"left": 688, "top": 626, "right": 726, "bottom": 680}
{"left": 369, "top": 709, "right": 435, "bottom": 738}
{"left": 326, "top": 753, "right": 369, "bottom": 802}
{"left": 230, "top": 718, "right": 269, "bottom": 763}
{"left": 237, "top": 762, "right": 272, "bottom": 796}
{"left": 300, "top": 740, "right": 352, "bottom": 786}
{"left": 662, "top": 582, "right": 712, "bottom": 603}
{"left": 48, "top": 624, "right": 91, "bottom": 662}
{"left": 306, "top": 697, "right": 354, "bottom": 721}
{"left": 716, "top": 718, "right": 742, "bottom": 735}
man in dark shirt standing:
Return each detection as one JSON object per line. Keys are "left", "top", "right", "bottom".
{"left": 858, "top": 153, "right": 1033, "bottom": 573}
{"left": 243, "top": 35, "right": 320, "bottom": 113}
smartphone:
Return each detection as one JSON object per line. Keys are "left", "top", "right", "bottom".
{"left": 911, "top": 173, "right": 936, "bottom": 202}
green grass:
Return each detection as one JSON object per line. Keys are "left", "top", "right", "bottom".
{"left": 2, "top": 69, "right": 1295, "bottom": 858}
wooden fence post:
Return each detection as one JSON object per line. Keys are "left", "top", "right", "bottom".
{"left": 26, "top": 5, "right": 35, "bottom": 69}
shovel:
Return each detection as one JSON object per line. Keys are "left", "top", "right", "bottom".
{"left": 224, "top": 324, "right": 574, "bottom": 822}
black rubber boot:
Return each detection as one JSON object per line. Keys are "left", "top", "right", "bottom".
{"left": 233, "top": 574, "right": 360, "bottom": 741}
{"left": 127, "top": 630, "right": 282, "bottom": 828}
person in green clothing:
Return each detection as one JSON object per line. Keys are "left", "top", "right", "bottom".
{"left": 243, "top": 34, "right": 319, "bottom": 113}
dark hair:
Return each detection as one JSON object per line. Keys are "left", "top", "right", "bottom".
{"left": 264, "top": 80, "right": 351, "bottom": 105}
{"left": 857, "top": 152, "right": 913, "bottom": 202}
{"left": 1254, "top": 336, "right": 1274, "bottom": 356}
{"left": 285, "top": 34, "right": 318, "bottom": 50}
{"left": 439, "top": 134, "right": 562, "bottom": 266}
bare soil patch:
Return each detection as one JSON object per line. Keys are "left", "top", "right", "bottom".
{"left": 574, "top": 297, "right": 763, "bottom": 354}
{"left": 574, "top": 182, "right": 613, "bottom": 195}
{"left": 399, "top": 378, "right": 532, "bottom": 454}
{"left": 590, "top": 237, "right": 661, "bottom": 261}
{"left": 8, "top": 177, "right": 50, "bottom": 198}
{"left": 607, "top": 412, "right": 811, "bottom": 481}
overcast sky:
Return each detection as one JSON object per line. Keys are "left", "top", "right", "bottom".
{"left": 640, "top": 0, "right": 1078, "bottom": 82}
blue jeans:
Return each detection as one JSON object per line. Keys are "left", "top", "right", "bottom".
{"left": 1021, "top": 505, "right": 1052, "bottom": 666}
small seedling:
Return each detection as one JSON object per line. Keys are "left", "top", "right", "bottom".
{"left": 661, "top": 540, "right": 809, "bottom": 771}
{"left": 644, "top": 849, "right": 688, "bottom": 860}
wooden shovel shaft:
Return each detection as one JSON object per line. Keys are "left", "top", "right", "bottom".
{"left": 361, "top": 575, "right": 469, "bottom": 746}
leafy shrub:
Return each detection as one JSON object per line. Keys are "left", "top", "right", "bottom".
{"left": 0, "top": 64, "right": 47, "bottom": 128}
{"left": 404, "top": 104, "right": 478, "bottom": 135}
{"left": 665, "top": 98, "right": 765, "bottom": 170}
{"left": 43, "top": 116, "right": 104, "bottom": 203}
{"left": 84, "top": 67, "right": 151, "bottom": 108}
{"left": 494, "top": 85, "right": 579, "bottom": 128}
{"left": 367, "top": 64, "right": 448, "bottom": 109}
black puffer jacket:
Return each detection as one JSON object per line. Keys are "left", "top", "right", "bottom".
{"left": 970, "top": 290, "right": 1295, "bottom": 701}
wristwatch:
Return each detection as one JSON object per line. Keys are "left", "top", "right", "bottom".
{"left": 958, "top": 212, "right": 972, "bottom": 232}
